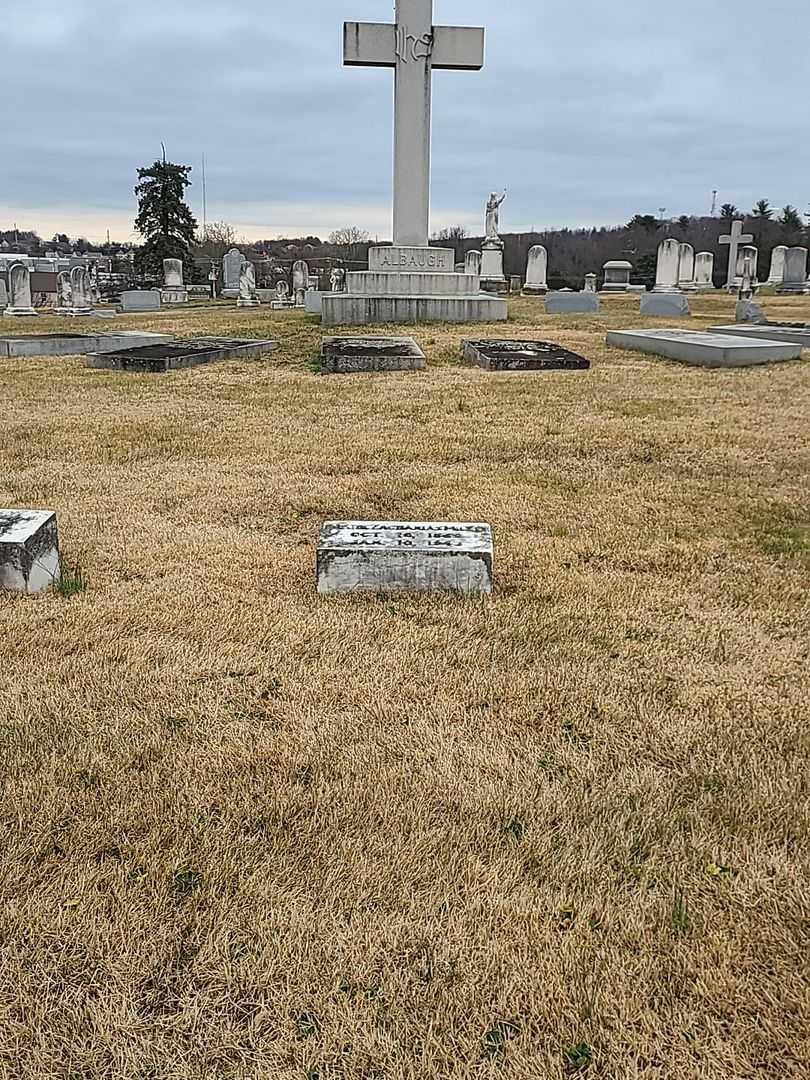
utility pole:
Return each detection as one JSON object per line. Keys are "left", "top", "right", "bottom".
{"left": 202, "top": 153, "right": 208, "bottom": 240}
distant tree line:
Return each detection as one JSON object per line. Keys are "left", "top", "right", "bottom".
{"left": 6, "top": 168, "right": 810, "bottom": 290}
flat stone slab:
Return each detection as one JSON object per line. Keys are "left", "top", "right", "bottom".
{"left": 709, "top": 324, "right": 810, "bottom": 348}
{"left": 317, "top": 521, "right": 493, "bottom": 595}
{"left": 0, "top": 331, "right": 173, "bottom": 358}
{"left": 606, "top": 328, "right": 803, "bottom": 368}
{"left": 321, "top": 294, "right": 507, "bottom": 325}
{"left": 320, "top": 336, "right": 426, "bottom": 374}
{"left": 0, "top": 509, "right": 60, "bottom": 594}
{"left": 544, "top": 292, "right": 600, "bottom": 314}
{"left": 86, "top": 337, "right": 279, "bottom": 372}
{"left": 640, "top": 293, "right": 691, "bottom": 317}
{"left": 463, "top": 338, "right": 590, "bottom": 371}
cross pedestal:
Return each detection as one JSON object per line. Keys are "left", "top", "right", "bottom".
{"left": 720, "top": 220, "right": 754, "bottom": 290}
{"left": 323, "top": 1, "right": 507, "bottom": 327}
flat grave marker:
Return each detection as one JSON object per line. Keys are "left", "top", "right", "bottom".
{"left": 463, "top": 339, "right": 590, "bottom": 371}
{"left": 320, "top": 336, "right": 426, "bottom": 373}
{"left": 0, "top": 331, "right": 173, "bottom": 358}
{"left": 317, "top": 521, "right": 493, "bottom": 594}
{"left": 708, "top": 324, "right": 810, "bottom": 349}
{"left": 86, "top": 337, "right": 279, "bottom": 372}
{"left": 606, "top": 328, "right": 802, "bottom": 368}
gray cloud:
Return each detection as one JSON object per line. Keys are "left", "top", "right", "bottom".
{"left": 2, "top": 0, "right": 808, "bottom": 241}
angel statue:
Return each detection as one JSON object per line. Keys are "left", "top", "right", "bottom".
{"left": 485, "top": 190, "right": 507, "bottom": 241}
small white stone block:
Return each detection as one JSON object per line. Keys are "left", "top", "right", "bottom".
{"left": 0, "top": 509, "right": 60, "bottom": 594}
{"left": 317, "top": 521, "right": 493, "bottom": 595}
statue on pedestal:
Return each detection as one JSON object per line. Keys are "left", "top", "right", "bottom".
{"left": 485, "top": 190, "right": 507, "bottom": 242}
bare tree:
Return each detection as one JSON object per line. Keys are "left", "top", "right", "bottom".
{"left": 194, "top": 221, "right": 240, "bottom": 260}
{"left": 328, "top": 226, "right": 370, "bottom": 247}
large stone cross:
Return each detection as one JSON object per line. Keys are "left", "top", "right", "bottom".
{"left": 719, "top": 219, "right": 754, "bottom": 287}
{"left": 344, "top": 0, "right": 484, "bottom": 249}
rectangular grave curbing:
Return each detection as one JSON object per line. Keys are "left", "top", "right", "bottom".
{"left": 320, "top": 336, "right": 426, "bottom": 374}
{"left": 87, "top": 337, "right": 279, "bottom": 372}
{"left": 0, "top": 331, "right": 174, "bottom": 358}
{"left": 606, "top": 328, "right": 802, "bottom": 368}
{"left": 463, "top": 339, "right": 590, "bottom": 371}
{"left": 0, "top": 509, "right": 60, "bottom": 594}
{"left": 317, "top": 521, "right": 493, "bottom": 594}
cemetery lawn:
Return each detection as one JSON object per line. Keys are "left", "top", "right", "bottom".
{"left": 2, "top": 293, "right": 809, "bottom": 1079}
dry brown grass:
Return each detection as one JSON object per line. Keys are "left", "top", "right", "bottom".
{"left": 1, "top": 293, "right": 809, "bottom": 1079}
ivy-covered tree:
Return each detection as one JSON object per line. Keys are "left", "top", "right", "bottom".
{"left": 134, "top": 155, "right": 198, "bottom": 281}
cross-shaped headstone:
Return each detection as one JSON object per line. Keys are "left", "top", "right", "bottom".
{"left": 344, "top": 1, "right": 484, "bottom": 249}
{"left": 719, "top": 220, "right": 754, "bottom": 287}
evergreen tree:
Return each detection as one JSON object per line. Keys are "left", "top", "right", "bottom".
{"left": 779, "top": 205, "right": 803, "bottom": 244}
{"left": 720, "top": 203, "right": 739, "bottom": 221}
{"left": 752, "top": 199, "right": 773, "bottom": 220}
{"left": 134, "top": 155, "right": 198, "bottom": 281}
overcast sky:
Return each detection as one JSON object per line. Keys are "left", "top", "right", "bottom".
{"left": 2, "top": 0, "right": 807, "bottom": 244}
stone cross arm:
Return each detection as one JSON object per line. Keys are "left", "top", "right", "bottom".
{"left": 344, "top": 21, "right": 485, "bottom": 70}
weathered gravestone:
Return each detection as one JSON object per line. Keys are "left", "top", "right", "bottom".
{"left": 601, "top": 260, "right": 633, "bottom": 293}
{"left": 63, "top": 266, "right": 93, "bottom": 317}
{"left": 652, "top": 239, "right": 681, "bottom": 294}
{"left": 292, "top": 261, "right": 309, "bottom": 307}
{"left": 522, "top": 245, "right": 548, "bottom": 295}
{"left": 678, "top": 243, "right": 696, "bottom": 290}
{"left": 720, "top": 220, "right": 754, "bottom": 290}
{"left": 223, "top": 248, "right": 244, "bottom": 297}
{"left": 465, "top": 250, "right": 482, "bottom": 277}
{"left": 317, "top": 521, "right": 494, "bottom": 594}
{"left": 3, "top": 263, "right": 37, "bottom": 317}
{"left": 0, "top": 509, "right": 60, "bottom": 593}
{"left": 161, "top": 259, "right": 189, "bottom": 304}
{"left": 237, "top": 262, "right": 261, "bottom": 307}
{"left": 767, "top": 246, "right": 788, "bottom": 287}
{"left": 694, "top": 252, "right": 715, "bottom": 291}
{"left": 776, "top": 248, "right": 808, "bottom": 294}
